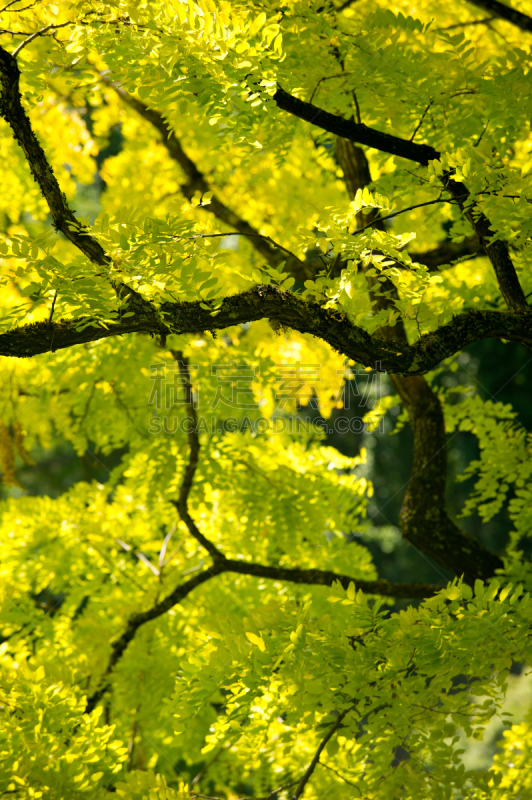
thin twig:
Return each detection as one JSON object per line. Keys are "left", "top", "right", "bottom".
{"left": 115, "top": 538, "right": 160, "bottom": 578}
{"left": 353, "top": 196, "right": 462, "bottom": 236}
{"left": 410, "top": 99, "right": 433, "bottom": 142}
{"left": 192, "top": 781, "right": 300, "bottom": 800}
{"left": 291, "top": 707, "right": 352, "bottom": 799}
{"left": 12, "top": 20, "right": 72, "bottom": 56}
{"left": 352, "top": 91, "right": 361, "bottom": 125}
{"left": 183, "top": 232, "right": 300, "bottom": 265}
{"left": 0, "top": 0, "right": 38, "bottom": 11}
{"left": 474, "top": 120, "right": 490, "bottom": 147}
{"left": 136, "top": 552, "right": 160, "bottom": 576}
{"left": 191, "top": 744, "right": 230, "bottom": 787}
{"left": 434, "top": 16, "right": 495, "bottom": 31}
{"left": 47, "top": 289, "right": 57, "bottom": 327}
{"left": 308, "top": 71, "right": 353, "bottom": 104}
{"left": 336, "top": 0, "right": 362, "bottom": 11}
{"left": 158, "top": 523, "right": 177, "bottom": 567}
{"left": 319, "top": 762, "right": 365, "bottom": 793}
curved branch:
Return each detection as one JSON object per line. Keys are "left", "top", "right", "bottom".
{"left": 84, "top": 555, "right": 444, "bottom": 712}
{"left": 1, "top": 287, "right": 532, "bottom": 372}
{"left": 105, "top": 78, "right": 310, "bottom": 279}
{"left": 84, "top": 565, "right": 222, "bottom": 713}
{"left": 335, "top": 139, "right": 504, "bottom": 584}
{"left": 11, "top": 20, "right": 72, "bottom": 57}
{"left": 275, "top": 87, "right": 528, "bottom": 313}
{"left": 170, "top": 351, "right": 226, "bottom": 561}
{"left": 0, "top": 45, "right": 108, "bottom": 265}
{"left": 467, "top": 0, "right": 532, "bottom": 32}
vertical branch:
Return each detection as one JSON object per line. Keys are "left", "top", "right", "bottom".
{"left": 169, "top": 350, "right": 225, "bottom": 561}
{"left": 0, "top": 46, "right": 109, "bottom": 266}
{"left": 335, "top": 138, "right": 503, "bottom": 582}
{"left": 443, "top": 175, "right": 528, "bottom": 313}
{"left": 335, "top": 136, "right": 406, "bottom": 342}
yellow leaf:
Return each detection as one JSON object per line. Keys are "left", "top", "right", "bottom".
{"left": 245, "top": 632, "right": 266, "bottom": 651}
{"left": 445, "top": 586, "right": 461, "bottom": 601}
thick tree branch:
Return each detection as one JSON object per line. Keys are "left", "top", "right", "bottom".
{"left": 393, "top": 374, "right": 504, "bottom": 582}
{"left": 336, "top": 139, "right": 504, "bottom": 583}
{"left": 83, "top": 348, "right": 445, "bottom": 713}
{"left": 221, "top": 560, "right": 443, "bottom": 598}
{"left": 1, "top": 287, "right": 532, "bottom": 372}
{"left": 276, "top": 87, "right": 528, "bottom": 313}
{"left": 106, "top": 78, "right": 476, "bottom": 279}
{"left": 467, "top": 0, "right": 532, "bottom": 31}
{"left": 274, "top": 86, "right": 439, "bottom": 166}
{"left": 0, "top": 45, "right": 108, "bottom": 265}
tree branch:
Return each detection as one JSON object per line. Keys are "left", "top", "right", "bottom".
{"left": 104, "top": 78, "right": 310, "bottom": 279}
{"left": 442, "top": 175, "right": 528, "bottom": 313}
{"left": 221, "top": 560, "right": 443, "bottom": 598}
{"left": 409, "top": 237, "right": 482, "bottom": 271}
{"left": 1, "top": 287, "right": 532, "bottom": 372}
{"left": 0, "top": 0, "right": 39, "bottom": 11}
{"left": 84, "top": 343, "right": 446, "bottom": 711}
{"left": 84, "top": 554, "right": 444, "bottom": 712}
{"left": 466, "top": 0, "right": 532, "bottom": 32}
{"left": 352, "top": 196, "right": 458, "bottom": 236}
{"left": 170, "top": 351, "right": 226, "bottom": 561}
{"left": 335, "top": 139, "right": 504, "bottom": 584}
{"left": 275, "top": 86, "right": 528, "bottom": 313}
{"left": 274, "top": 86, "right": 439, "bottom": 166}
{"left": 102, "top": 80, "right": 482, "bottom": 278}
{"left": 393, "top": 373, "right": 504, "bottom": 582}
{"left": 0, "top": 45, "right": 108, "bottom": 265}
{"left": 291, "top": 707, "right": 351, "bottom": 800}
{"left": 11, "top": 20, "right": 72, "bottom": 57}
{"left": 84, "top": 565, "right": 223, "bottom": 713}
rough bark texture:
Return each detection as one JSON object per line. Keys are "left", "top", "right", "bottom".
{"left": 335, "top": 138, "right": 504, "bottom": 583}
{"left": 0, "top": 43, "right": 521, "bottom": 588}
{"left": 0, "top": 47, "right": 109, "bottom": 266}
{"left": 392, "top": 375, "right": 503, "bottom": 581}
{"left": 108, "top": 79, "right": 482, "bottom": 277}
{"left": 1, "top": 289, "right": 531, "bottom": 373}
{"left": 443, "top": 175, "right": 528, "bottom": 313}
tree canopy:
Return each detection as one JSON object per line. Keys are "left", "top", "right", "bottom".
{"left": 1, "top": 1, "right": 532, "bottom": 798}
